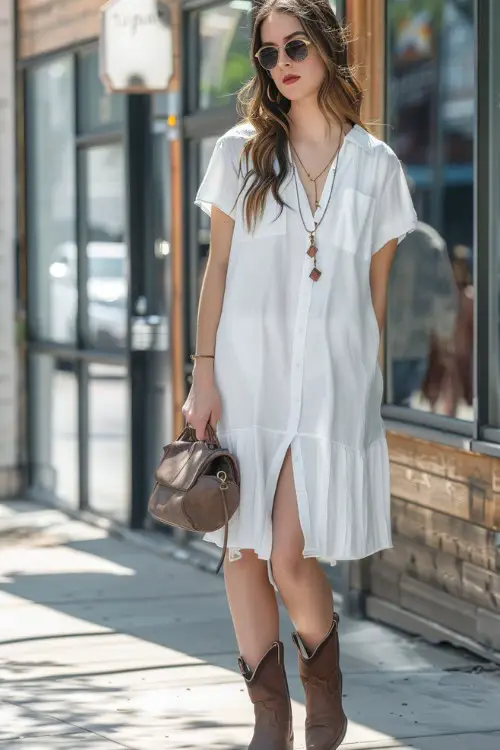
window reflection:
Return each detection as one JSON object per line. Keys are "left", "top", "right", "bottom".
{"left": 386, "top": 0, "right": 474, "bottom": 420}
{"left": 197, "top": 138, "right": 219, "bottom": 299}
{"left": 30, "top": 354, "right": 79, "bottom": 509}
{"left": 492, "top": 3, "right": 500, "bottom": 425}
{"left": 28, "top": 57, "right": 77, "bottom": 345}
{"left": 85, "top": 144, "right": 128, "bottom": 350}
{"left": 199, "top": 1, "right": 253, "bottom": 109}
{"left": 89, "top": 362, "right": 130, "bottom": 522}
{"left": 77, "top": 48, "right": 125, "bottom": 133}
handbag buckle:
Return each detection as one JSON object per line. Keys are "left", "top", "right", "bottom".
{"left": 217, "top": 470, "right": 228, "bottom": 491}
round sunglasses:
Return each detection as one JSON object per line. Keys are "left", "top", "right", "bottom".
{"left": 255, "top": 38, "right": 313, "bottom": 71}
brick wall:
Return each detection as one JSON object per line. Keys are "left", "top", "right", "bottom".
{"left": 0, "top": 1, "right": 19, "bottom": 494}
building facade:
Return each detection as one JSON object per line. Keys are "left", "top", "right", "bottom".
{"left": 0, "top": 1, "right": 19, "bottom": 498}
{"left": 3, "top": 0, "right": 500, "bottom": 658}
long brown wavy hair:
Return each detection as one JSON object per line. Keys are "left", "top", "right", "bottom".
{"left": 237, "top": 0, "right": 366, "bottom": 231}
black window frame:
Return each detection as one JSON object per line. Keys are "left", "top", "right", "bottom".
{"left": 22, "top": 43, "right": 132, "bottom": 516}
{"left": 382, "top": 0, "right": 500, "bottom": 457}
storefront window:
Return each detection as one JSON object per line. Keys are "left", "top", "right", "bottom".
{"left": 30, "top": 354, "right": 79, "bottom": 509}
{"left": 84, "top": 144, "right": 127, "bottom": 350}
{"left": 386, "top": 0, "right": 475, "bottom": 421}
{"left": 197, "top": 137, "right": 219, "bottom": 291}
{"left": 199, "top": 1, "right": 253, "bottom": 109}
{"left": 88, "top": 362, "right": 130, "bottom": 522}
{"left": 490, "top": 1, "right": 500, "bottom": 425}
{"left": 27, "top": 57, "right": 77, "bottom": 345}
{"left": 77, "top": 48, "right": 125, "bottom": 133}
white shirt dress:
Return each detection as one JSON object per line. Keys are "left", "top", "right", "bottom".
{"left": 195, "top": 123, "right": 417, "bottom": 583}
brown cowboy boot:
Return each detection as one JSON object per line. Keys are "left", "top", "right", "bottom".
{"left": 292, "top": 614, "right": 347, "bottom": 750}
{"left": 238, "top": 641, "right": 294, "bottom": 750}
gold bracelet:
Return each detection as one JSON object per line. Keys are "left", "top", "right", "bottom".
{"left": 190, "top": 354, "right": 215, "bottom": 361}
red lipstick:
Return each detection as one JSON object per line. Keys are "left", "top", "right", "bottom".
{"left": 283, "top": 74, "right": 301, "bottom": 85}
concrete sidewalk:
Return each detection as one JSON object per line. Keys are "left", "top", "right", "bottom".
{"left": 1, "top": 501, "right": 499, "bottom": 750}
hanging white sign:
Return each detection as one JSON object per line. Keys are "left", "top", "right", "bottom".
{"left": 99, "top": 0, "right": 173, "bottom": 93}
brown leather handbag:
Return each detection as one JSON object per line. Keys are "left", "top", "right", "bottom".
{"left": 148, "top": 424, "right": 240, "bottom": 574}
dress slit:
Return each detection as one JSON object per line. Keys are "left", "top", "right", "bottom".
{"left": 265, "top": 433, "right": 311, "bottom": 591}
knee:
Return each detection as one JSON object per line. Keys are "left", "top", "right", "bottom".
{"left": 270, "top": 543, "right": 305, "bottom": 589}
{"left": 224, "top": 548, "right": 269, "bottom": 579}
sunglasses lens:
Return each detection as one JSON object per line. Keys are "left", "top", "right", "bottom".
{"left": 258, "top": 47, "right": 279, "bottom": 70}
{"left": 285, "top": 39, "right": 309, "bottom": 62}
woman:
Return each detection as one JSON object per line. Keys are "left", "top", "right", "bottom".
{"left": 184, "top": 1, "right": 417, "bottom": 748}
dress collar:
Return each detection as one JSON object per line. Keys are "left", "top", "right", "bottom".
{"left": 344, "top": 124, "right": 374, "bottom": 152}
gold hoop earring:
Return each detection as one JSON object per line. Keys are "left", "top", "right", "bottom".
{"left": 267, "top": 83, "right": 280, "bottom": 104}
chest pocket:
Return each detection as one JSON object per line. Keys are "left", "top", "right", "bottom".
{"left": 335, "top": 187, "right": 374, "bottom": 256}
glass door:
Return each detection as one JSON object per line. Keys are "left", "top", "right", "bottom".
{"left": 78, "top": 140, "right": 131, "bottom": 523}
{"left": 26, "top": 49, "right": 172, "bottom": 528}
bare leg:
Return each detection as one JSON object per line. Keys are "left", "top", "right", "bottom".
{"left": 270, "top": 448, "right": 334, "bottom": 652}
{"left": 224, "top": 550, "right": 280, "bottom": 669}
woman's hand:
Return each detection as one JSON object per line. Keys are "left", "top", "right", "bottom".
{"left": 182, "top": 361, "right": 222, "bottom": 440}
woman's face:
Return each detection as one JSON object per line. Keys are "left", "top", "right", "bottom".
{"left": 258, "top": 11, "right": 326, "bottom": 103}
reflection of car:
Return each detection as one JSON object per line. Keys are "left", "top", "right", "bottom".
{"left": 50, "top": 242, "right": 128, "bottom": 348}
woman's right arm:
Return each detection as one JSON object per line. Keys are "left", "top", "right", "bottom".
{"left": 182, "top": 205, "right": 235, "bottom": 439}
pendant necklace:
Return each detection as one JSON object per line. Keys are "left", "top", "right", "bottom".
{"left": 291, "top": 135, "right": 343, "bottom": 282}
{"left": 290, "top": 142, "right": 339, "bottom": 211}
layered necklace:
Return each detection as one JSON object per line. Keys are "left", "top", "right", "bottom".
{"left": 290, "top": 142, "right": 338, "bottom": 211}
{"left": 291, "top": 136, "right": 343, "bottom": 282}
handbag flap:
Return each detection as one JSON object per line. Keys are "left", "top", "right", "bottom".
{"left": 155, "top": 439, "right": 239, "bottom": 492}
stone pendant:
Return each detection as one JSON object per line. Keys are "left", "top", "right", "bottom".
{"left": 310, "top": 268, "right": 322, "bottom": 282}
{"left": 308, "top": 229, "right": 320, "bottom": 281}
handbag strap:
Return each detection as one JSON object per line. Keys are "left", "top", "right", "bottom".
{"left": 216, "top": 471, "right": 230, "bottom": 575}
{"left": 180, "top": 423, "right": 220, "bottom": 448}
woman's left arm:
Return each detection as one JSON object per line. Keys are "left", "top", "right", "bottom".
{"left": 369, "top": 238, "right": 399, "bottom": 333}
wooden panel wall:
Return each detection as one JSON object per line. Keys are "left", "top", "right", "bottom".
{"left": 371, "top": 433, "right": 500, "bottom": 652}
{"left": 17, "top": 0, "right": 103, "bottom": 59}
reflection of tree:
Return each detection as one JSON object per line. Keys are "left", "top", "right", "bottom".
{"left": 200, "top": 8, "right": 253, "bottom": 107}
{"left": 388, "top": 0, "right": 473, "bottom": 34}
{"left": 388, "top": 0, "right": 443, "bottom": 28}
{"left": 210, "top": 52, "right": 252, "bottom": 100}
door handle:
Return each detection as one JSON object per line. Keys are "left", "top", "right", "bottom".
{"left": 154, "top": 239, "right": 170, "bottom": 258}
{"left": 131, "top": 314, "right": 169, "bottom": 351}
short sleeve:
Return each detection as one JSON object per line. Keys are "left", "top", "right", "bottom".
{"left": 195, "top": 137, "right": 240, "bottom": 219}
{"left": 372, "top": 155, "right": 418, "bottom": 255}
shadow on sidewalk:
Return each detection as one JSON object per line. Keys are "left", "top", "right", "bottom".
{"left": 1, "top": 500, "right": 499, "bottom": 750}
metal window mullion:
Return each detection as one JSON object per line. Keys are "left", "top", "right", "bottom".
{"left": 78, "top": 360, "right": 89, "bottom": 510}
{"left": 487, "top": 0, "right": 500, "bottom": 431}
{"left": 76, "top": 148, "right": 90, "bottom": 355}
{"left": 382, "top": 404, "right": 473, "bottom": 438}
{"left": 474, "top": 0, "right": 491, "bottom": 438}
{"left": 75, "top": 131, "right": 123, "bottom": 148}
{"left": 75, "top": 53, "right": 90, "bottom": 509}
{"left": 186, "top": 139, "right": 201, "bottom": 359}
{"left": 185, "top": 8, "right": 201, "bottom": 115}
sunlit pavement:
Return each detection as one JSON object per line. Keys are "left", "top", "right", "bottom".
{"left": 1, "top": 501, "right": 499, "bottom": 750}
